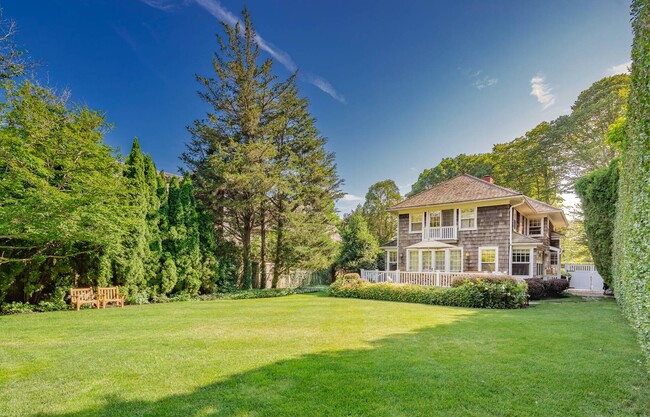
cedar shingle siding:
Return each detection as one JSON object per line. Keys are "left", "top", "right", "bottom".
{"left": 458, "top": 205, "right": 510, "bottom": 273}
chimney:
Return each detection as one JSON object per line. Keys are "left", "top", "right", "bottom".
{"left": 483, "top": 175, "right": 494, "bottom": 184}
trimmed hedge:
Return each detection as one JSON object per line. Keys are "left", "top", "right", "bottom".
{"left": 330, "top": 276, "right": 528, "bottom": 309}
{"left": 613, "top": 0, "right": 650, "bottom": 358}
{"left": 524, "top": 278, "right": 570, "bottom": 300}
{"left": 525, "top": 279, "right": 546, "bottom": 300}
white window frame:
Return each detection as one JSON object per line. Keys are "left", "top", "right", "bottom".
{"left": 528, "top": 218, "right": 543, "bottom": 236}
{"left": 478, "top": 246, "right": 499, "bottom": 273}
{"left": 386, "top": 250, "right": 398, "bottom": 271}
{"left": 421, "top": 250, "right": 433, "bottom": 271}
{"left": 449, "top": 248, "right": 463, "bottom": 273}
{"left": 409, "top": 213, "right": 423, "bottom": 234}
{"left": 459, "top": 207, "right": 477, "bottom": 230}
{"left": 406, "top": 249, "right": 420, "bottom": 271}
{"left": 511, "top": 248, "right": 533, "bottom": 277}
{"left": 428, "top": 211, "right": 441, "bottom": 228}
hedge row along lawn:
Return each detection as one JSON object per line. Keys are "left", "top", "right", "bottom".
{"left": 1, "top": 293, "right": 648, "bottom": 416}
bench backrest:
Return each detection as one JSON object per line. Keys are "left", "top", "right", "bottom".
{"left": 70, "top": 288, "right": 94, "bottom": 301}
{"left": 98, "top": 287, "right": 121, "bottom": 299}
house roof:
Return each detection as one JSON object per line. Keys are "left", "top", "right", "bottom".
{"left": 524, "top": 196, "right": 563, "bottom": 213}
{"left": 379, "top": 239, "right": 397, "bottom": 249}
{"left": 390, "top": 174, "right": 521, "bottom": 210}
{"left": 406, "top": 240, "right": 456, "bottom": 250}
{"left": 512, "top": 232, "right": 543, "bottom": 245}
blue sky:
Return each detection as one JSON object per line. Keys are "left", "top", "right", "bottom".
{"left": 5, "top": 0, "right": 633, "bottom": 213}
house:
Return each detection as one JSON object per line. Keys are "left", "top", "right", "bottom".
{"left": 370, "top": 174, "right": 567, "bottom": 283}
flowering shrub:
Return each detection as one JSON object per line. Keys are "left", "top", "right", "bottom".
{"left": 330, "top": 276, "right": 528, "bottom": 309}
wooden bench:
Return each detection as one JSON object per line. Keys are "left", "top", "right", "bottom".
{"left": 97, "top": 287, "right": 125, "bottom": 309}
{"left": 70, "top": 288, "right": 99, "bottom": 311}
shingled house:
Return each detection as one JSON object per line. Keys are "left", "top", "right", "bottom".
{"left": 366, "top": 174, "right": 567, "bottom": 284}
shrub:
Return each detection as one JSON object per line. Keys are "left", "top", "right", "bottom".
{"left": 525, "top": 278, "right": 545, "bottom": 300}
{"left": 1, "top": 302, "right": 35, "bottom": 314}
{"left": 543, "top": 279, "right": 570, "bottom": 296}
{"left": 35, "top": 299, "right": 69, "bottom": 312}
{"left": 451, "top": 275, "right": 518, "bottom": 287}
{"left": 330, "top": 276, "right": 528, "bottom": 309}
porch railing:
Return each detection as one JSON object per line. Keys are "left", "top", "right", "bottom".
{"left": 360, "top": 270, "right": 503, "bottom": 288}
{"left": 424, "top": 226, "right": 457, "bottom": 241}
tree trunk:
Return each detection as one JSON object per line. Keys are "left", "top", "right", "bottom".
{"left": 241, "top": 222, "right": 253, "bottom": 290}
{"left": 272, "top": 207, "right": 284, "bottom": 289}
{"left": 259, "top": 202, "right": 266, "bottom": 289}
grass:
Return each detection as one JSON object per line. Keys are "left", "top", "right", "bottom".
{"left": 1, "top": 293, "right": 648, "bottom": 416}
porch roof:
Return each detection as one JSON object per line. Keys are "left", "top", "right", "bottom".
{"left": 379, "top": 239, "right": 397, "bottom": 250}
{"left": 406, "top": 240, "right": 456, "bottom": 250}
{"left": 512, "top": 232, "right": 544, "bottom": 245}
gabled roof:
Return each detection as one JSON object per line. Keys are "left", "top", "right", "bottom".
{"left": 524, "top": 197, "right": 563, "bottom": 213}
{"left": 390, "top": 174, "right": 521, "bottom": 210}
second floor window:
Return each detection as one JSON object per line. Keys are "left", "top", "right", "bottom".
{"left": 529, "top": 219, "right": 542, "bottom": 235}
{"left": 459, "top": 208, "right": 476, "bottom": 230}
{"left": 409, "top": 213, "right": 423, "bottom": 233}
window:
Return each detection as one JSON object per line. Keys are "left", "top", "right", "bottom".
{"left": 387, "top": 251, "right": 398, "bottom": 271}
{"left": 409, "top": 213, "right": 423, "bottom": 233}
{"left": 529, "top": 218, "right": 542, "bottom": 235}
{"left": 428, "top": 211, "right": 441, "bottom": 228}
{"left": 512, "top": 249, "right": 530, "bottom": 276}
{"left": 549, "top": 252, "right": 558, "bottom": 266}
{"left": 407, "top": 250, "right": 419, "bottom": 271}
{"left": 434, "top": 250, "right": 446, "bottom": 271}
{"left": 479, "top": 247, "right": 498, "bottom": 272}
{"left": 449, "top": 249, "right": 462, "bottom": 272}
{"left": 422, "top": 251, "right": 433, "bottom": 271}
{"left": 459, "top": 208, "right": 476, "bottom": 230}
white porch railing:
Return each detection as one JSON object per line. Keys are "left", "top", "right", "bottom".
{"left": 424, "top": 226, "right": 457, "bottom": 240}
{"left": 360, "top": 270, "right": 501, "bottom": 288}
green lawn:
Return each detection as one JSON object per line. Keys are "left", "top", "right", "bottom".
{"left": 1, "top": 294, "right": 648, "bottom": 416}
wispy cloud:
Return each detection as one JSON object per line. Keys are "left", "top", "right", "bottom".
{"left": 141, "top": 0, "right": 345, "bottom": 103}
{"left": 461, "top": 68, "right": 498, "bottom": 90}
{"left": 140, "top": 0, "right": 175, "bottom": 11}
{"left": 530, "top": 74, "right": 555, "bottom": 109}
{"left": 606, "top": 61, "right": 632, "bottom": 75}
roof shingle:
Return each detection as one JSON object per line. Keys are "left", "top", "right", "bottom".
{"left": 391, "top": 174, "right": 521, "bottom": 210}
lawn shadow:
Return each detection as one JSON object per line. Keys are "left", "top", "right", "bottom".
{"left": 33, "top": 301, "right": 650, "bottom": 417}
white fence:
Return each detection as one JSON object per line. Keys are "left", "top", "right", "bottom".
{"left": 564, "top": 263, "right": 603, "bottom": 291}
{"left": 360, "top": 270, "right": 501, "bottom": 288}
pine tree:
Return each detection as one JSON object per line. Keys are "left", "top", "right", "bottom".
{"left": 337, "top": 210, "right": 379, "bottom": 273}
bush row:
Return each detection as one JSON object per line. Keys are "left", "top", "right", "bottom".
{"left": 524, "top": 278, "right": 570, "bottom": 300}
{"left": 329, "top": 275, "right": 528, "bottom": 309}
{"left": 1, "top": 287, "right": 324, "bottom": 314}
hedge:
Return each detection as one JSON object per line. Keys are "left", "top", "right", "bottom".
{"left": 613, "top": 0, "right": 650, "bottom": 358}
{"left": 329, "top": 275, "right": 528, "bottom": 309}
{"left": 575, "top": 160, "right": 619, "bottom": 287}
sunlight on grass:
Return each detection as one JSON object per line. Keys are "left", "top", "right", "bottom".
{"left": 1, "top": 294, "right": 648, "bottom": 416}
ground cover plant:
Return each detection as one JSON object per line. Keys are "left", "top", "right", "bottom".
{"left": 1, "top": 293, "right": 648, "bottom": 416}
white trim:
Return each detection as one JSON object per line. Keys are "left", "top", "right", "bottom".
{"left": 527, "top": 217, "right": 544, "bottom": 236}
{"left": 478, "top": 246, "right": 499, "bottom": 272}
{"left": 408, "top": 212, "right": 423, "bottom": 234}
{"left": 459, "top": 207, "right": 478, "bottom": 231}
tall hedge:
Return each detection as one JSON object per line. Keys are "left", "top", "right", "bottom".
{"left": 575, "top": 160, "right": 618, "bottom": 287}
{"left": 613, "top": 0, "right": 650, "bottom": 357}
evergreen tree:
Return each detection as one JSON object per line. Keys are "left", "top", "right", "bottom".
{"left": 336, "top": 210, "right": 379, "bottom": 273}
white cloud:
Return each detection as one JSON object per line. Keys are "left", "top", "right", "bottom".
{"left": 606, "top": 61, "right": 632, "bottom": 75}
{"left": 142, "top": 0, "right": 346, "bottom": 103}
{"left": 530, "top": 75, "right": 556, "bottom": 109}
{"left": 341, "top": 194, "right": 363, "bottom": 202}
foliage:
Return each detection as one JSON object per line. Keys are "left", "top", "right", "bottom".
{"left": 613, "top": 0, "right": 650, "bottom": 358}
{"left": 524, "top": 279, "right": 546, "bottom": 300}
{"left": 336, "top": 210, "right": 379, "bottom": 272}
{"left": 543, "top": 279, "right": 570, "bottom": 297}
{"left": 1, "top": 301, "right": 34, "bottom": 314}
{"left": 575, "top": 160, "right": 619, "bottom": 287}
{"left": 361, "top": 180, "right": 401, "bottom": 243}
{"left": 183, "top": 10, "right": 340, "bottom": 290}
{"left": 450, "top": 275, "right": 518, "bottom": 287}
{"left": 560, "top": 212, "right": 592, "bottom": 263}
{"left": 330, "top": 276, "right": 528, "bottom": 309}
{"left": 408, "top": 153, "right": 493, "bottom": 197}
